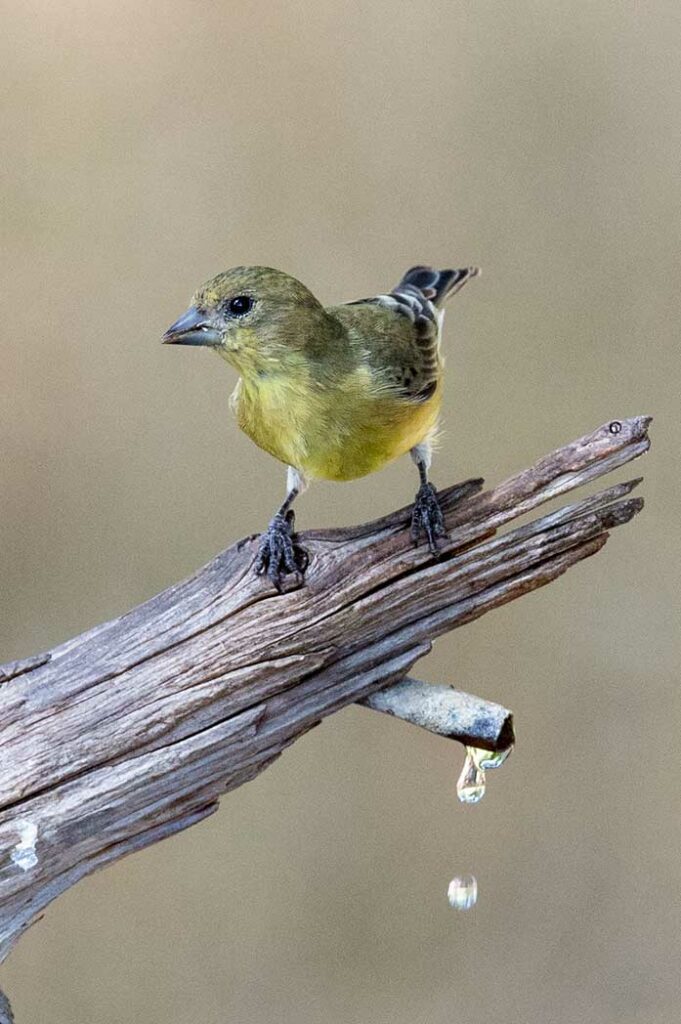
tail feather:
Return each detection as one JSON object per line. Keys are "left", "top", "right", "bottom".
{"left": 396, "top": 265, "right": 480, "bottom": 308}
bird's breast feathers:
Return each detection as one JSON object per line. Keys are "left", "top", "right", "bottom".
{"left": 231, "top": 366, "right": 441, "bottom": 482}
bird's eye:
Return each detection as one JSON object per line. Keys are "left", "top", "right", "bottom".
{"left": 227, "top": 295, "right": 254, "bottom": 317}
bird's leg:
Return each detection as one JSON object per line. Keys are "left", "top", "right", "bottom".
{"left": 254, "top": 470, "right": 309, "bottom": 590}
{"left": 410, "top": 445, "right": 446, "bottom": 555}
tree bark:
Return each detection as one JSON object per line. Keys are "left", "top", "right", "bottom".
{"left": 0, "top": 416, "right": 650, "bottom": 963}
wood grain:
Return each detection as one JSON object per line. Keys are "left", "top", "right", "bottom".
{"left": 0, "top": 417, "right": 650, "bottom": 962}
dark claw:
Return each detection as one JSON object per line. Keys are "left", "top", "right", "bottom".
{"left": 254, "top": 511, "right": 309, "bottom": 590}
{"left": 410, "top": 481, "right": 447, "bottom": 555}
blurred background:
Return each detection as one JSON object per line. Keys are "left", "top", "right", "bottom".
{"left": 0, "top": 1, "right": 679, "bottom": 1021}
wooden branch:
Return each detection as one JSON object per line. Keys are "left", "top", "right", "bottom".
{"left": 360, "top": 677, "right": 514, "bottom": 751}
{"left": 0, "top": 417, "right": 649, "bottom": 965}
{"left": 0, "top": 990, "right": 13, "bottom": 1024}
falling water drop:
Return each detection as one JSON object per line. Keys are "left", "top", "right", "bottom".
{"left": 447, "top": 874, "right": 478, "bottom": 910}
{"left": 456, "top": 744, "right": 513, "bottom": 804}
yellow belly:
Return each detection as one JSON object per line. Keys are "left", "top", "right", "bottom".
{"left": 233, "top": 372, "right": 441, "bottom": 481}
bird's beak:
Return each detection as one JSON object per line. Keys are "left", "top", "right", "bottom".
{"left": 162, "top": 307, "right": 222, "bottom": 346}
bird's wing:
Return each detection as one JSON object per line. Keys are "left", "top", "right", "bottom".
{"left": 334, "top": 297, "right": 440, "bottom": 403}
{"left": 339, "top": 266, "right": 477, "bottom": 403}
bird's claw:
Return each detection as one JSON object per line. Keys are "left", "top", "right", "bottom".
{"left": 254, "top": 510, "right": 309, "bottom": 591}
{"left": 411, "top": 481, "right": 447, "bottom": 555}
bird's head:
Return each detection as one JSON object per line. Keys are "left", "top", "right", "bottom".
{"left": 162, "top": 266, "right": 329, "bottom": 377}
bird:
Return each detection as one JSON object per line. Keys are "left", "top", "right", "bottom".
{"left": 163, "top": 263, "right": 479, "bottom": 589}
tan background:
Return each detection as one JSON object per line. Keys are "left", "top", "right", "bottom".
{"left": 1, "top": 1, "right": 679, "bottom": 1021}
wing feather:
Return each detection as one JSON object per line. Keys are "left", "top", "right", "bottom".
{"left": 342, "top": 265, "right": 478, "bottom": 402}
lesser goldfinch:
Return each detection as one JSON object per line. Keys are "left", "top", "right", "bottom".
{"left": 163, "top": 264, "right": 478, "bottom": 588}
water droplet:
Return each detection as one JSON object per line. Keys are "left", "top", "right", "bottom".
{"left": 447, "top": 874, "right": 478, "bottom": 910}
{"left": 474, "top": 746, "right": 513, "bottom": 771}
{"left": 456, "top": 750, "right": 486, "bottom": 804}
{"left": 456, "top": 745, "right": 513, "bottom": 804}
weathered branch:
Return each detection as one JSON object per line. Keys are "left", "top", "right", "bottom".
{"left": 0, "top": 990, "right": 13, "bottom": 1024}
{"left": 0, "top": 417, "right": 649, "bottom": 964}
{"left": 360, "top": 677, "right": 514, "bottom": 750}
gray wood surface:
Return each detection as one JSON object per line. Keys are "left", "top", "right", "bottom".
{"left": 0, "top": 417, "right": 650, "bottom": 964}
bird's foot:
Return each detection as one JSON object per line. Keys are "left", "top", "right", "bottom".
{"left": 410, "top": 481, "right": 447, "bottom": 555}
{"left": 254, "top": 510, "right": 309, "bottom": 591}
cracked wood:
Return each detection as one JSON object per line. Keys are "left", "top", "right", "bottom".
{"left": 0, "top": 416, "right": 650, "bottom": 962}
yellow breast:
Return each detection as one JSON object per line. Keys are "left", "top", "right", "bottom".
{"left": 232, "top": 368, "right": 441, "bottom": 481}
